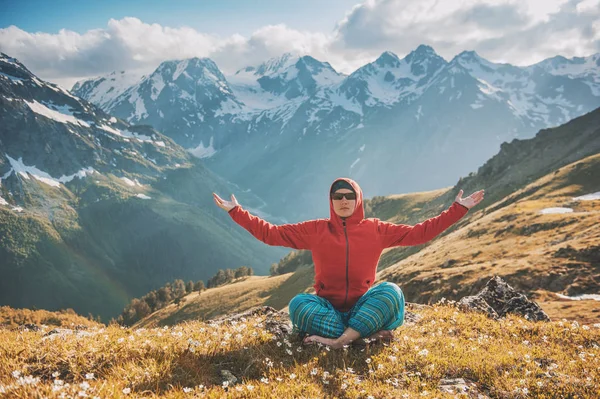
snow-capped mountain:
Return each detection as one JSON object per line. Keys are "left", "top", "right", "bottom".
{"left": 0, "top": 52, "right": 287, "bottom": 320}
{"left": 71, "top": 70, "right": 144, "bottom": 110}
{"left": 71, "top": 46, "right": 600, "bottom": 221}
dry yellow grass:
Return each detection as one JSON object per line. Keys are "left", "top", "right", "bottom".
{"left": 1, "top": 302, "right": 599, "bottom": 398}
{"left": 0, "top": 306, "right": 102, "bottom": 329}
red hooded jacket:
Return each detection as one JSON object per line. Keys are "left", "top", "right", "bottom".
{"left": 228, "top": 177, "right": 469, "bottom": 312}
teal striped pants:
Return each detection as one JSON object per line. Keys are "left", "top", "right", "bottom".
{"left": 288, "top": 282, "right": 405, "bottom": 338}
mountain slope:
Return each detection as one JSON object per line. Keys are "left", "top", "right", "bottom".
{"left": 0, "top": 52, "right": 288, "bottom": 320}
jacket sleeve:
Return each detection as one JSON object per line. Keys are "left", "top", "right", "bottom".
{"left": 377, "top": 201, "right": 469, "bottom": 248}
{"left": 228, "top": 205, "right": 317, "bottom": 250}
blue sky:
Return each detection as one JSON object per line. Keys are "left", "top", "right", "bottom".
{"left": 1, "top": 0, "right": 598, "bottom": 88}
{"left": 0, "top": 0, "right": 357, "bottom": 35}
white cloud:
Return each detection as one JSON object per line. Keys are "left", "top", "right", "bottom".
{"left": 0, "top": 0, "right": 598, "bottom": 89}
{"left": 331, "top": 0, "right": 600, "bottom": 66}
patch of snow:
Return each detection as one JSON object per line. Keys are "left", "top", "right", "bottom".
{"left": 24, "top": 100, "right": 90, "bottom": 127}
{"left": 109, "top": 116, "right": 117, "bottom": 123}
{"left": 539, "top": 207, "right": 573, "bottom": 214}
{"left": 121, "top": 177, "right": 142, "bottom": 187}
{"left": 150, "top": 73, "right": 165, "bottom": 101}
{"left": 350, "top": 158, "right": 360, "bottom": 169}
{"left": 12, "top": 206, "right": 23, "bottom": 212}
{"left": 155, "top": 141, "right": 166, "bottom": 147}
{"left": 97, "top": 124, "right": 156, "bottom": 143}
{"left": 326, "top": 91, "right": 363, "bottom": 116}
{"left": 188, "top": 136, "right": 217, "bottom": 158}
{"left": 135, "top": 193, "right": 151, "bottom": 199}
{"left": 128, "top": 89, "right": 148, "bottom": 120}
{"left": 173, "top": 60, "right": 190, "bottom": 81}
{"left": 572, "top": 191, "right": 600, "bottom": 201}
{"left": 0, "top": 71, "right": 25, "bottom": 83}
{"left": 359, "top": 144, "right": 366, "bottom": 152}
{"left": 555, "top": 293, "right": 600, "bottom": 301}
{"left": 415, "top": 105, "right": 423, "bottom": 120}
{"left": 5, "top": 155, "right": 94, "bottom": 187}
{"left": 0, "top": 196, "right": 7, "bottom": 206}
{"left": 214, "top": 98, "right": 243, "bottom": 117}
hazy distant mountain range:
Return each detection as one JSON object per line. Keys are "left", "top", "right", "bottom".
{"left": 72, "top": 46, "right": 600, "bottom": 221}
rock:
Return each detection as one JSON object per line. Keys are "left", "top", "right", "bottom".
{"left": 457, "top": 276, "right": 550, "bottom": 321}
{"left": 220, "top": 370, "right": 238, "bottom": 386}
{"left": 16, "top": 323, "right": 41, "bottom": 332}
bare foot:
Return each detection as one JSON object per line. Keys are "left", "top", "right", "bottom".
{"left": 303, "top": 335, "right": 343, "bottom": 349}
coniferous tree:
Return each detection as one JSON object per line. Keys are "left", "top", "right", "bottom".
{"left": 186, "top": 280, "right": 194, "bottom": 293}
{"left": 172, "top": 279, "right": 186, "bottom": 299}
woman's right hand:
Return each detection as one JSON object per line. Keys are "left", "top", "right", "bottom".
{"left": 213, "top": 192, "right": 240, "bottom": 212}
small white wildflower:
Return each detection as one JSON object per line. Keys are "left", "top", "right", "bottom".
{"left": 246, "top": 384, "right": 254, "bottom": 391}
{"left": 310, "top": 368, "right": 318, "bottom": 376}
{"left": 418, "top": 349, "right": 429, "bottom": 356}
{"left": 117, "top": 338, "right": 124, "bottom": 343}
{"left": 522, "top": 340, "right": 530, "bottom": 345}
{"left": 122, "top": 387, "right": 131, "bottom": 394}
{"left": 183, "top": 387, "right": 192, "bottom": 393}
{"left": 12, "top": 371, "right": 21, "bottom": 378}
{"left": 365, "top": 358, "right": 372, "bottom": 364}
{"left": 582, "top": 325, "right": 590, "bottom": 330}
{"left": 222, "top": 381, "right": 229, "bottom": 388}
{"left": 79, "top": 381, "right": 90, "bottom": 390}
{"left": 260, "top": 377, "right": 269, "bottom": 384}
{"left": 341, "top": 382, "right": 348, "bottom": 389}
{"left": 52, "top": 371, "right": 60, "bottom": 378}
{"left": 277, "top": 341, "right": 282, "bottom": 347}
{"left": 289, "top": 373, "right": 296, "bottom": 380}
{"left": 388, "top": 355, "right": 397, "bottom": 362}
{"left": 286, "top": 349, "right": 293, "bottom": 355}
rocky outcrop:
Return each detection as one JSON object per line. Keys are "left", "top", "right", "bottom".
{"left": 457, "top": 275, "right": 551, "bottom": 321}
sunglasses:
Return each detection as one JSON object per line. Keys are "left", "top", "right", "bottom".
{"left": 331, "top": 192, "right": 357, "bottom": 200}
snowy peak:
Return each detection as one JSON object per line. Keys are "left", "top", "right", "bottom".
{"left": 71, "top": 70, "right": 144, "bottom": 109}
{"left": 532, "top": 53, "right": 600, "bottom": 78}
{"left": 254, "top": 54, "right": 344, "bottom": 99}
{"left": 254, "top": 52, "right": 297, "bottom": 77}
{"left": 374, "top": 51, "right": 401, "bottom": 69}
{"left": 401, "top": 45, "right": 447, "bottom": 78}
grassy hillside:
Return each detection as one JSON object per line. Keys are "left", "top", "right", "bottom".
{"left": 1, "top": 303, "right": 598, "bottom": 398}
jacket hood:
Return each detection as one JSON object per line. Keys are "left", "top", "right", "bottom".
{"left": 329, "top": 177, "right": 365, "bottom": 227}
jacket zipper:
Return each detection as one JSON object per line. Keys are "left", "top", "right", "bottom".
{"left": 342, "top": 219, "right": 349, "bottom": 309}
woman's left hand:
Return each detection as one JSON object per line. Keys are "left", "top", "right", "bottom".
{"left": 455, "top": 189, "right": 485, "bottom": 209}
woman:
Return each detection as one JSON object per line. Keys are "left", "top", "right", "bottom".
{"left": 213, "top": 177, "right": 484, "bottom": 349}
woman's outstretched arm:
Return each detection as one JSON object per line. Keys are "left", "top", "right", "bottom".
{"left": 213, "top": 192, "right": 317, "bottom": 250}
{"left": 376, "top": 189, "right": 484, "bottom": 248}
